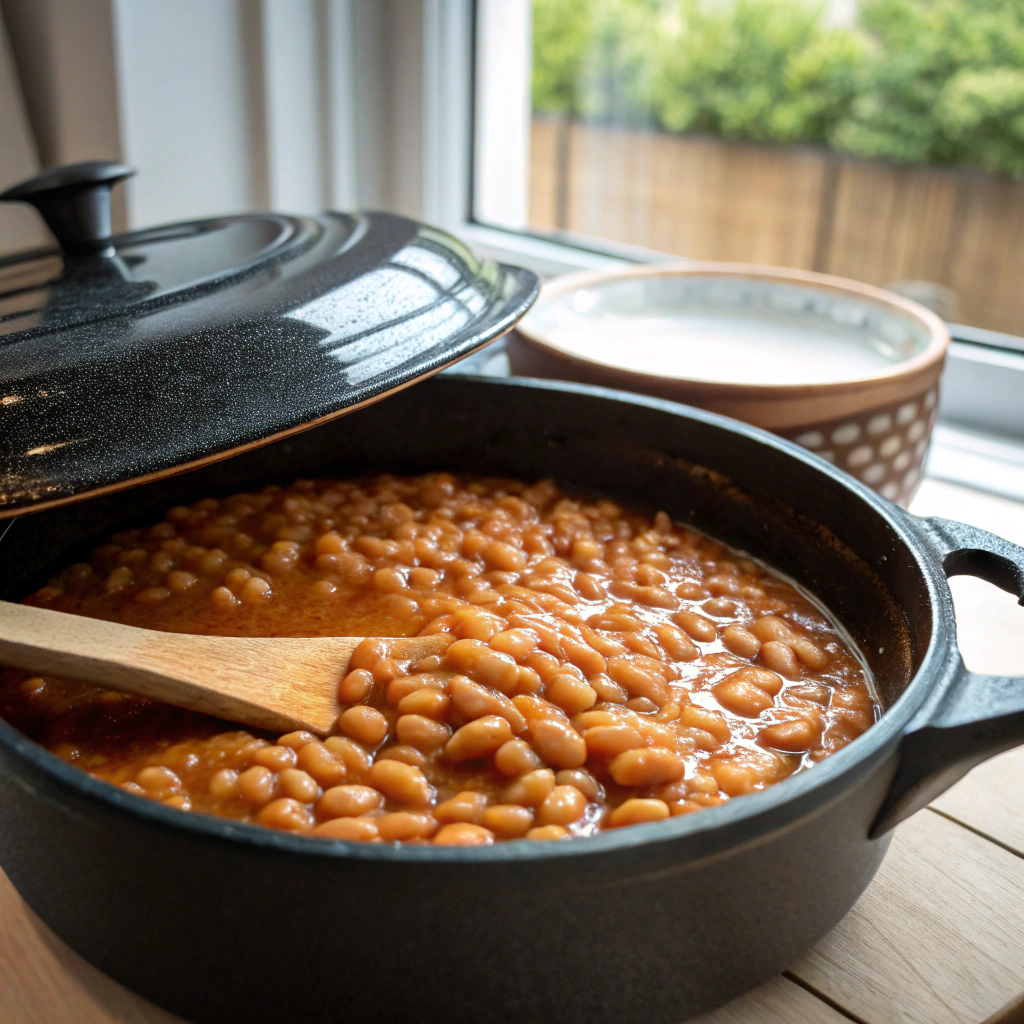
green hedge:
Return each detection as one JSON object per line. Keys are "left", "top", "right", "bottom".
{"left": 532, "top": 0, "right": 1024, "bottom": 178}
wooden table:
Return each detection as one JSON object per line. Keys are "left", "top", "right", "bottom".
{"left": 1, "top": 478, "right": 1022, "bottom": 1024}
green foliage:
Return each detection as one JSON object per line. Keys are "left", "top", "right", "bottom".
{"left": 531, "top": 0, "right": 1024, "bottom": 177}
{"left": 531, "top": 0, "right": 594, "bottom": 115}
{"left": 531, "top": 0, "right": 662, "bottom": 123}
{"left": 651, "top": 0, "right": 865, "bottom": 144}
{"left": 937, "top": 69, "right": 1024, "bottom": 177}
{"left": 832, "top": 0, "right": 1024, "bottom": 176}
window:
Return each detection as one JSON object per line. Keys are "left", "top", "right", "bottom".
{"left": 472, "top": 0, "right": 1024, "bottom": 340}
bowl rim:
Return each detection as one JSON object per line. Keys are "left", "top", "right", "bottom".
{"left": 514, "top": 262, "right": 950, "bottom": 397}
{"left": 0, "top": 375, "right": 955, "bottom": 865}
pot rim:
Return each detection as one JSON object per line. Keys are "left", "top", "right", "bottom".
{"left": 514, "top": 262, "right": 950, "bottom": 398}
{"left": 0, "top": 376, "right": 954, "bottom": 863}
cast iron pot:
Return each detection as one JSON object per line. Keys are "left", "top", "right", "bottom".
{"left": 1, "top": 375, "right": 1022, "bottom": 1024}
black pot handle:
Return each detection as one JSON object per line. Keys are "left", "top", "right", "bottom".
{"left": 870, "top": 517, "right": 1024, "bottom": 836}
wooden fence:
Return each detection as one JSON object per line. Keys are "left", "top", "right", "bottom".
{"left": 529, "top": 118, "right": 1024, "bottom": 335}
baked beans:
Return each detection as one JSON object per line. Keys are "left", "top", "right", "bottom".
{"left": 0, "top": 474, "right": 876, "bottom": 844}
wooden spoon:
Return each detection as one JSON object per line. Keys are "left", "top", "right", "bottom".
{"left": 0, "top": 600, "right": 452, "bottom": 736}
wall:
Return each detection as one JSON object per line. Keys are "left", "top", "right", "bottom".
{"left": 1, "top": 0, "right": 122, "bottom": 247}
{"left": 0, "top": 8, "right": 42, "bottom": 251}
{"left": 112, "top": 0, "right": 266, "bottom": 226}
{"left": 0, "top": 0, "right": 418, "bottom": 237}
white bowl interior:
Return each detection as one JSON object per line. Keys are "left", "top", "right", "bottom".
{"left": 522, "top": 274, "right": 933, "bottom": 386}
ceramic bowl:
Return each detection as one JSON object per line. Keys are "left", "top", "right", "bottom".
{"left": 507, "top": 263, "right": 949, "bottom": 506}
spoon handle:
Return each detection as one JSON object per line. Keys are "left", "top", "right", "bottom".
{"left": 0, "top": 600, "right": 451, "bottom": 735}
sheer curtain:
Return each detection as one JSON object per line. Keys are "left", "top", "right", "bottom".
{"left": 0, "top": 11, "right": 44, "bottom": 253}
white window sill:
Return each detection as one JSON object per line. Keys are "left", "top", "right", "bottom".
{"left": 926, "top": 424, "right": 1024, "bottom": 504}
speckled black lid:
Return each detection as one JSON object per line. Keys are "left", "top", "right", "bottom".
{"left": 0, "top": 162, "right": 539, "bottom": 518}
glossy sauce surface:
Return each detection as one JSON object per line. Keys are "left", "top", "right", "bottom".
{"left": 0, "top": 474, "right": 876, "bottom": 844}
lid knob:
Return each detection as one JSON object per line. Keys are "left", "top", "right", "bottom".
{"left": 0, "top": 160, "right": 136, "bottom": 258}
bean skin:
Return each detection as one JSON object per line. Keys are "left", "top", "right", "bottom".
{"left": 790, "top": 638, "right": 829, "bottom": 670}
{"left": 297, "top": 743, "right": 348, "bottom": 787}
{"left": 445, "top": 716, "right": 514, "bottom": 762}
{"left": 555, "top": 768, "right": 602, "bottom": 801}
{"left": 525, "top": 825, "right": 570, "bottom": 841}
{"left": 367, "top": 759, "right": 434, "bottom": 808}
{"left": 606, "top": 657, "right": 670, "bottom": 706}
{"left": 338, "top": 706, "right": 389, "bottom": 746}
{"left": 713, "top": 677, "right": 774, "bottom": 717}
{"left": 502, "top": 768, "right": 555, "bottom": 807}
{"left": 528, "top": 718, "right": 588, "bottom": 769}
{"left": 396, "top": 687, "right": 451, "bottom": 718}
{"left": 678, "top": 704, "right": 731, "bottom": 744}
{"left": 312, "top": 817, "right": 379, "bottom": 841}
{"left": 537, "top": 785, "right": 588, "bottom": 826}
{"left": 376, "top": 812, "right": 438, "bottom": 841}
{"left": 489, "top": 628, "right": 540, "bottom": 660}
{"left": 749, "top": 616, "right": 793, "bottom": 642}
{"left": 317, "top": 784, "right": 382, "bottom": 819}
{"left": 445, "top": 639, "right": 520, "bottom": 693}
{"left": 481, "top": 804, "right": 534, "bottom": 837}
{"left": 376, "top": 744, "right": 428, "bottom": 767}
{"left": 449, "top": 676, "right": 527, "bottom": 732}
{"left": 673, "top": 610, "right": 717, "bottom": 642}
{"left": 608, "top": 798, "right": 670, "bottom": 827}
{"left": 722, "top": 624, "right": 761, "bottom": 659}
{"left": 609, "top": 748, "right": 686, "bottom": 787}
{"left": 584, "top": 724, "right": 644, "bottom": 760}
{"left": 760, "top": 641, "right": 801, "bottom": 678}
{"left": 257, "top": 798, "right": 314, "bottom": 832}
{"left": 278, "top": 769, "right": 319, "bottom": 802}
{"left": 435, "top": 791, "right": 488, "bottom": 824}
{"left": 759, "top": 718, "right": 821, "bottom": 752}
{"left": 237, "top": 766, "right": 276, "bottom": 806}
{"left": 545, "top": 673, "right": 598, "bottom": 715}
{"left": 322, "top": 737, "right": 371, "bottom": 776}
{"left": 396, "top": 714, "right": 451, "bottom": 752}
{"left": 494, "top": 738, "right": 543, "bottom": 776}
{"left": 433, "top": 823, "right": 495, "bottom": 846}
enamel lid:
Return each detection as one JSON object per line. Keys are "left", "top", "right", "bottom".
{"left": 0, "top": 162, "right": 539, "bottom": 518}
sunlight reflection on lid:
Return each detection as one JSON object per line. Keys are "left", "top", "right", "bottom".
{"left": 286, "top": 268, "right": 438, "bottom": 340}
{"left": 285, "top": 249, "right": 486, "bottom": 385}
{"left": 390, "top": 245, "right": 463, "bottom": 290}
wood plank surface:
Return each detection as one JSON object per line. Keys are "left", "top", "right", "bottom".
{"left": 933, "top": 746, "right": 1024, "bottom": 857}
{"left": 792, "top": 809, "right": 1024, "bottom": 1024}
{"left": 691, "top": 976, "right": 850, "bottom": 1023}
{"left": 528, "top": 117, "right": 560, "bottom": 231}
